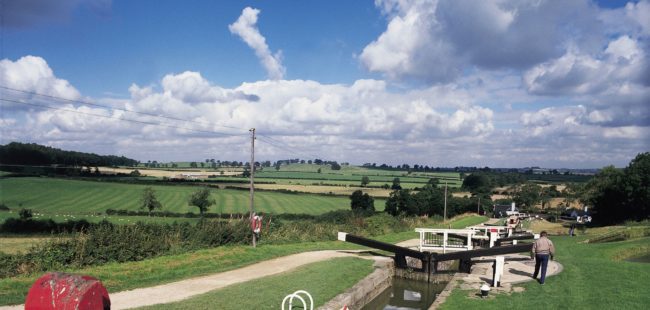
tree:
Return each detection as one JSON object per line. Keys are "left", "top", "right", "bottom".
{"left": 361, "top": 176, "right": 370, "bottom": 187}
{"left": 331, "top": 162, "right": 341, "bottom": 170}
{"left": 190, "top": 162, "right": 198, "bottom": 168}
{"left": 317, "top": 168, "right": 322, "bottom": 173}
{"left": 140, "top": 187, "right": 162, "bottom": 216}
{"left": 582, "top": 153, "right": 649, "bottom": 224}
{"left": 512, "top": 183, "right": 542, "bottom": 210}
{"left": 391, "top": 177, "right": 402, "bottom": 190}
{"left": 384, "top": 189, "right": 417, "bottom": 216}
{"left": 462, "top": 173, "right": 491, "bottom": 195}
{"left": 188, "top": 187, "right": 215, "bottom": 216}
{"left": 625, "top": 152, "right": 650, "bottom": 221}
{"left": 413, "top": 186, "right": 445, "bottom": 216}
{"left": 350, "top": 190, "right": 375, "bottom": 214}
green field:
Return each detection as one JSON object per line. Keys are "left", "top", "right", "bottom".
{"left": 0, "top": 177, "right": 368, "bottom": 216}
{"left": 441, "top": 234, "right": 650, "bottom": 309}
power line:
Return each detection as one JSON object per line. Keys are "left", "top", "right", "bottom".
{"left": 1, "top": 86, "right": 343, "bottom": 162}
{"left": 0, "top": 85, "right": 249, "bottom": 132}
{"left": 256, "top": 135, "right": 320, "bottom": 160}
{"left": 0, "top": 98, "right": 248, "bottom": 137}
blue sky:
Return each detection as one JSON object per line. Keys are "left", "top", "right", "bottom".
{"left": 4, "top": 1, "right": 385, "bottom": 96}
{"left": 1, "top": 0, "right": 648, "bottom": 168}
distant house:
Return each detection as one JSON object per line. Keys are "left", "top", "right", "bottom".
{"left": 562, "top": 207, "right": 592, "bottom": 223}
{"left": 493, "top": 203, "right": 518, "bottom": 218}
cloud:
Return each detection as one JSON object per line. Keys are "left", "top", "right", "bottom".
{"left": 3, "top": 0, "right": 111, "bottom": 29}
{"left": 524, "top": 36, "right": 647, "bottom": 95}
{"left": 1, "top": 55, "right": 647, "bottom": 168}
{"left": 0, "top": 55, "right": 81, "bottom": 110}
{"left": 229, "top": 7, "right": 285, "bottom": 80}
{"left": 360, "top": 0, "right": 603, "bottom": 83}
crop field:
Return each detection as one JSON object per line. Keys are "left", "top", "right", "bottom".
{"left": 104, "top": 164, "right": 463, "bottom": 190}
{"left": 0, "top": 236, "right": 61, "bottom": 254}
{"left": 255, "top": 170, "right": 459, "bottom": 183}
{"left": 0, "top": 177, "right": 366, "bottom": 217}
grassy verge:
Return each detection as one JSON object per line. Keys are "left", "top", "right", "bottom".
{"left": 440, "top": 235, "right": 650, "bottom": 309}
{"left": 0, "top": 214, "right": 483, "bottom": 306}
{"left": 138, "top": 257, "right": 374, "bottom": 310}
{"left": 447, "top": 214, "right": 489, "bottom": 229}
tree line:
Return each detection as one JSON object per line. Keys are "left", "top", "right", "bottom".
{"left": 0, "top": 142, "right": 138, "bottom": 171}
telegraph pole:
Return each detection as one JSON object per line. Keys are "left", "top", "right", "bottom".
{"left": 444, "top": 181, "right": 448, "bottom": 222}
{"left": 249, "top": 128, "right": 256, "bottom": 247}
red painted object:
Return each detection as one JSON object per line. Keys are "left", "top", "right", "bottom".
{"left": 25, "top": 272, "right": 110, "bottom": 310}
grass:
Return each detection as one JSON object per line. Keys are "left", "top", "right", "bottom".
{"left": 0, "top": 177, "right": 356, "bottom": 216}
{"left": 0, "top": 237, "right": 60, "bottom": 254}
{"left": 0, "top": 214, "right": 484, "bottom": 306}
{"left": 440, "top": 234, "right": 650, "bottom": 309}
{"left": 138, "top": 257, "right": 375, "bottom": 310}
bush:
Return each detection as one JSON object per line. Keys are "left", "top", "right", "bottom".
{"left": 0, "top": 210, "right": 444, "bottom": 279}
{"left": 0, "top": 203, "right": 9, "bottom": 211}
{"left": 0, "top": 217, "right": 91, "bottom": 234}
{"left": 19, "top": 208, "right": 32, "bottom": 220}
{"left": 0, "top": 219, "right": 251, "bottom": 278}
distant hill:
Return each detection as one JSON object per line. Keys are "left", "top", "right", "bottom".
{"left": 0, "top": 142, "right": 138, "bottom": 170}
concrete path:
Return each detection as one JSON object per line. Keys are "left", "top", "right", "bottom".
{"left": 461, "top": 254, "right": 562, "bottom": 286}
{"left": 0, "top": 250, "right": 377, "bottom": 310}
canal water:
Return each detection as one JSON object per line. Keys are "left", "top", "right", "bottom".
{"left": 625, "top": 253, "right": 650, "bottom": 263}
{"left": 362, "top": 277, "right": 448, "bottom": 310}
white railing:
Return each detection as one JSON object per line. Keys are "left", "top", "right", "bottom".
{"left": 415, "top": 228, "right": 475, "bottom": 253}
{"left": 282, "top": 290, "right": 313, "bottom": 310}
{"left": 468, "top": 225, "right": 512, "bottom": 237}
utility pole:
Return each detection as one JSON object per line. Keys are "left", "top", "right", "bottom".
{"left": 249, "top": 128, "right": 256, "bottom": 248}
{"left": 444, "top": 181, "right": 448, "bottom": 222}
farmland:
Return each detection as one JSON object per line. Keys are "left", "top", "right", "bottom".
{"left": 102, "top": 163, "right": 463, "bottom": 196}
{"left": 0, "top": 177, "right": 367, "bottom": 217}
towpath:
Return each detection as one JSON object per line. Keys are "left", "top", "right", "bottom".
{"left": 0, "top": 250, "right": 379, "bottom": 310}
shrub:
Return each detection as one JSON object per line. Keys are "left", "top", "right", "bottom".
{"left": 0, "top": 219, "right": 251, "bottom": 278}
{"left": 0, "top": 203, "right": 9, "bottom": 211}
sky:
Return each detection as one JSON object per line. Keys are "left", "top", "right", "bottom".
{"left": 0, "top": 0, "right": 648, "bottom": 168}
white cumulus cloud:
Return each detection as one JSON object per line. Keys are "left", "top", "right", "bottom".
{"left": 0, "top": 55, "right": 81, "bottom": 104}
{"left": 229, "top": 7, "right": 285, "bottom": 80}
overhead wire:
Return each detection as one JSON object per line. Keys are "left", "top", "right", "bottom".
{"left": 255, "top": 134, "right": 322, "bottom": 161}
{"left": 0, "top": 85, "right": 249, "bottom": 132}
{"left": 1, "top": 86, "right": 342, "bottom": 162}
{"left": 0, "top": 98, "right": 247, "bottom": 137}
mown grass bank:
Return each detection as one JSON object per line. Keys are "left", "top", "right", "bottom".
{"left": 440, "top": 234, "right": 650, "bottom": 309}
{"left": 0, "top": 215, "right": 486, "bottom": 306}
{"left": 138, "top": 257, "right": 374, "bottom": 310}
